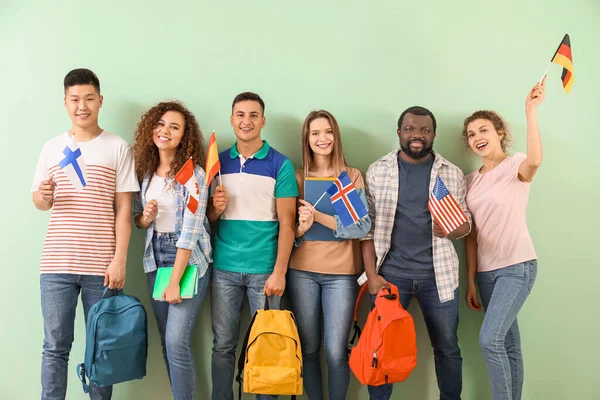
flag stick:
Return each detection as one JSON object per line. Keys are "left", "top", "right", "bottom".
{"left": 539, "top": 62, "right": 551, "bottom": 84}
{"left": 312, "top": 191, "right": 327, "bottom": 208}
{"left": 218, "top": 170, "right": 222, "bottom": 187}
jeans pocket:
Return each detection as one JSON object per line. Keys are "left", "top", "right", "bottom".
{"left": 500, "top": 262, "right": 526, "bottom": 278}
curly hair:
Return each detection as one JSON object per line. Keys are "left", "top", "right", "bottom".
{"left": 133, "top": 101, "right": 206, "bottom": 182}
{"left": 462, "top": 110, "right": 512, "bottom": 154}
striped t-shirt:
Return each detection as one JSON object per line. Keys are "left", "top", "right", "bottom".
{"left": 31, "top": 131, "right": 139, "bottom": 276}
{"left": 212, "top": 140, "right": 298, "bottom": 274}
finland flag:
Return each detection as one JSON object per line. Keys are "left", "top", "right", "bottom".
{"left": 58, "top": 135, "right": 87, "bottom": 191}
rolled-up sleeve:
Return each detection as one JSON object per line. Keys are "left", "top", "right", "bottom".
{"left": 333, "top": 187, "right": 371, "bottom": 239}
{"left": 361, "top": 166, "right": 377, "bottom": 241}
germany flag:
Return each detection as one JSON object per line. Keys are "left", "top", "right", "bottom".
{"left": 551, "top": 34, "right": 574, "bottom": 93}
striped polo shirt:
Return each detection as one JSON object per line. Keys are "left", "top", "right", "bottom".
{"left": 213, "top": 140, "right": 298, "bottom": 274}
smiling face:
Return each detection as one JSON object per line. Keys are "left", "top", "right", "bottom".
{"left": 466, "top": 118, "right": 504, "bottom": 157}
{"left": 397, "top": 113, "right": 436, "bottom": 160}
{"left": 308, "top": 117, "right": 335, "bottom": 157}
{"left": 230, "top": 100, "right": 265, "bottom": 144}
{"left": 64, "top": 84, "right": 103, "bottom": 130}
{"left": 153, "top": 110, "right": 186, "bottom": 152}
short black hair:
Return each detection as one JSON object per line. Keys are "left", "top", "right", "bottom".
{"left": 64, "top": 68, "right": 100, "bottom": 94}
{"left": 232, "top": 92, "right": 265, "bottom": 113}
{"left": 397, "top": 106, "right": 437, "bottom": 132}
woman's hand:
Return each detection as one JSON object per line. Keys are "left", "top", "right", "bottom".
{"left": 162, "top": 282, "right": 182, "bottom": 304}
{"left": 465, "top": 282, "right": 482, "bottom": 311}
{"left": 297, "top": 199, "right": 315, "bottom": 235}
{"left": 143, "top": 200, "right": 158, "bottom": 224}
{"left": 526, "top": 75, "right": 546, "bottom": 112}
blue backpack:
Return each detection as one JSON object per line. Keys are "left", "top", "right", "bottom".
{"left": 77, "top": 288, "right": 148, "bottom": 393}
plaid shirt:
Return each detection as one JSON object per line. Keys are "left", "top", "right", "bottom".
{"left": 358, "top": 149, "right": 471, "bottom": 302}
{"left": 133, "top": 165, "right": 212, "bottom": 277}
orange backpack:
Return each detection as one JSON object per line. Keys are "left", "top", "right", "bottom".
{"left": 348, "top": 283, "right": 417, "bottom": 386}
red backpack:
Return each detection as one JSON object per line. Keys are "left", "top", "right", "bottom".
{"left": 348, "top": 283, "right": 417, "bottom": 386}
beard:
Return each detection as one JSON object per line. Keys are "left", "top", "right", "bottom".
{"left": 400, "top": 138, "right": 433, "bottom": 160}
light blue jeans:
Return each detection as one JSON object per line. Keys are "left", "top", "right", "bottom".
{"left": 146, "top": 231, "right": 210, "bottom": 400}
{"left": 210, "top": 268, "right": 280, "bottom": 400}
{"left": 286, "top": 269, "right": 357, "bottom": 400}
{"left": 477, "top": 260, "right": 538, "bottom": 400}
{"left": 40, "top": 273, "right": 112, "bottom": 400}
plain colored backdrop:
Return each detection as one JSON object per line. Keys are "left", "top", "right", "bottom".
{"left": 1, "top": 0, "right": 598, "bottom": 398}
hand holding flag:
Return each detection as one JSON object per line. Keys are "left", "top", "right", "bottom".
{"left": 142, "top": 199, "right": 158, "bottom": 222}
{"left": 38, "top": 178, "right": 56, "bottom": 202}
{"left": 428, "top": 177, "right": 468, "bottom": 236}
{"left": 297, "top": 199, "right": 315, "bottom": 232}
{"left": 526, "top": 76, "right": 546, "bottom": 110}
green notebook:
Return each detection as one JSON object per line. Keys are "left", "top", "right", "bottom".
{"left": 152, "top": 265, "right": 199, "bottom": 301}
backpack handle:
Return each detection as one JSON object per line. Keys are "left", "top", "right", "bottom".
{"left": 101, "top": 287, "right": 123, "bottom": 299}
{"left": 348, "top": 283, "right": 399, "bottom": 347}
{"left": 262, "top": 295, "right": 285, "bottom": 311}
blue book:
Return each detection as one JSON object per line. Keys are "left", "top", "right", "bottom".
{"left": 303, "top": 178, "right": 344, "bottom": 242}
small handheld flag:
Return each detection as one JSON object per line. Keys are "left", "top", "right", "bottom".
{"left": 428, "top": 177, "right": 467, "bottom": 236}
{"left": 325, "top": 171, "right": 368, "bottom": 227}
{"left": 549, "top": 34, "right": 574, "bottom": 93}
{"left": 175, "top": 158, "right": 200, "bottom": 213}
{"left": 205, "top": 130, "right": 221, "bottom": 186}
{"left": 59, "top": 135, "right": 87, "bottom": 191}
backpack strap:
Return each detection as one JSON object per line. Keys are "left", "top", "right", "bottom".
{"left": 236, "top": 310, "right": 259, "bottom": 400}
{"left": 76, "top": 363, "right": 90, "bottom": 394}
{"left": 348, "top": 284, "right": 368, "bottom": 347}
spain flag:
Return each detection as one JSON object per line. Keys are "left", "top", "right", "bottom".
{"left": 205, "top": 130, "right": 221, "bottom": 186}
{"left": 551, "top": 34, "right": 574, "bottom": 93}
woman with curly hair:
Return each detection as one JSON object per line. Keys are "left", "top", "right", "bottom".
{"left": 463, "top": 77, "right": 546, "bottom": 400}
{"left": 132, "top": 101, "right": 212, "bottom": 400}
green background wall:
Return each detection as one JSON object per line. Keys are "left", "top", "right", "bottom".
{"left": 1, "top": 0, "right": 598, "bottom": 398}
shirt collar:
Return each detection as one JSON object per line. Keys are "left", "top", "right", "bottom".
{"left": 229, "top": 140, "right": 270, "bottom": 160}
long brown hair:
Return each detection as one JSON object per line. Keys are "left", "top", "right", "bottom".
{"left": 301, "top": 110, "right": 346, "bottom": 177}
{"left": 133, "top": 101, "right": 206, "bottom": 182}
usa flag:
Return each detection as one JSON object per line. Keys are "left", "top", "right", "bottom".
{"left": 326, "top": 171, "right": 368, "bottom": 227}
{"left": 428, "top": 177, "right": 467, "bottom": 235}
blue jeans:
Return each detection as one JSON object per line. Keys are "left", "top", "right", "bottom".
{"left": 368, "top": 277, "right": 462, "bottom": 400}
{"left": 477, "top": 260, "right": 537, "bottom": 400}
{"left": 146, "top": 231, "right": 210, "bottom": 400}
{"left": 210, "top": 268, "right": 281, "bottom": 400}
{"left": 286, "top": 269, "right": 357, "bottom": 400}
{"left": 40, "top": 273, "right": 112, "bottom": 400}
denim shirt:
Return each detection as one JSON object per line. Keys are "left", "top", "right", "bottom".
{"left": 133, "top": 165, "right": 212, "bottom": 278}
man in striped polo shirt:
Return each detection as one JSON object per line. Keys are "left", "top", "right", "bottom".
{"left": 207, "top": 92, "right": 298, "bottom": 400}
{"left": 31, "top": 69, "right": 139, "bottom": 400}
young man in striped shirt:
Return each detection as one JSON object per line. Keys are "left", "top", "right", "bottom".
{"left": 31, "top": 69, "right": 139, "bottom": 400}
